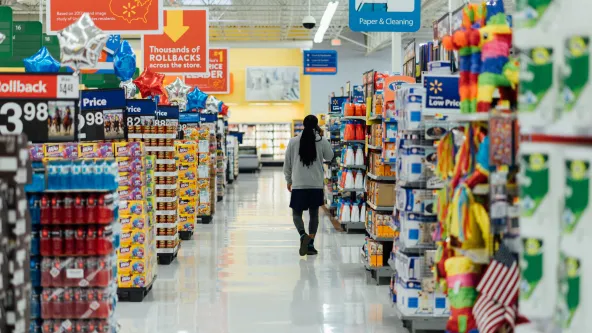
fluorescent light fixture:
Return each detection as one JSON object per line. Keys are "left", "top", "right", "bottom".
{"left": 314, "top": 1, "right": 339, "bottom": 44}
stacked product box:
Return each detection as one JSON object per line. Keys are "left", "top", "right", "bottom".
{"left": 0, "top": 135, "right": 32, "bottom": 333}
{"left": 112, "top": 142, "right": 157, "bottom": 289}
{"left": 197, "top": 128, "right": 215, "bottom": 219}
{"left": 176, "top": 141, "right": 198, "bottom": 235}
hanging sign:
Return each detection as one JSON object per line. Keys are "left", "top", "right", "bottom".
{"left": 156, "top": 105, "right": 180, "bottom": 126}
{"left": 303, "top": 50, "right": 338, "bottom": 75}
{"left": 349, "top": 0, "right": 421, "bottom": 32}
{"left": 142, "top": 9, "right": 209, "bottom": 74}
{"left": 78, "top": 89, "right": 126, "bottom": 141}
{"left": 185, "top": 48, "right": 230, "bottom": 94}
{"left": 46, "top": 0, "right": 163, "bottom": 34}
{"left": 330, "top": 97, "right": 348, "bottom": 114}
{"left": 124, "top": 99, "right": 156, "bottom": 139}
{"left": 422, "top": 74, "right": 460, "bottom": 115}
{"left": 0, "top": 73, "right": 78, "bottom": 143}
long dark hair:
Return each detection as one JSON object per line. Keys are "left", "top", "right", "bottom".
{"left": 299, "top": 115, "right": 319, "bottom": 167}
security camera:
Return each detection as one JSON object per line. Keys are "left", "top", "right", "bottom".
{"left": 302, "top": 15, "right": 316, "bottom": 29}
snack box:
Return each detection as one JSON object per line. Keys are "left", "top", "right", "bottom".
{"left": 117, "top": 257, "right": 152, "bottom": 276}
{"left": 116, "top": 157, "right": 145, "bottom": 173}
{"left": 119, "top": 200, "right": 147, "bottom": 216}
{"left": 118, "top": 172, "right": 146, "bottom": 187}
{"left": 117, "top": 186, "right": 146, "bottom": 201}
{"left": 198, "top": 202, "right": 211, "bottom": 216}
{"left": 117, "top": 243, "right": 148, "bottom": 259}
{"left": 113, "top": 141, "right": 143, "bottom": 157}
{"left": 178, "top": 163, "right": 197, "bottom": 181}
{"left": 44, "top": 143, "right": 78, "bottom": 159}
{"left": 118, "top": 272, "right": 149, "bottom": 288}
{"left": 178, "top": 180, "right": 198, "bottom": 197}
{"left": 178, "top": 214, "right": 195, "bottom": 232}
{"left": 178, "top": 198, "right": 197, "bottom": 215}
{"left": 198, "top": 153, "right": 210, "bottom": 165}
{"left": 120, "top": 214, "right": 149, "bottom": 231}
{"left": 120, "top": 229, "right": 147, "bottom": 245}
{"left": 145, "top": 155, "right": 155, "bottom": 171}
{"left": 197, "top": 179, "right": 210, "bottom": 190}
{"left": 176, "top": 144, "right": 197, "bottom": 163}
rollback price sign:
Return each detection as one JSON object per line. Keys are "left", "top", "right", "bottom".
{"left": 0, "top": 73, "right": 79, "bottom": 143}
{"left": 124, "top": 99, "right": 156, "bottom": 139}
{"left": 78, "top": 89, "right": 126, "bottom": 141}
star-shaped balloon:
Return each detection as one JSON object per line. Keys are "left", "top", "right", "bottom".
{"left": 23, "top": 47, "right": 61, "bottom": 73}
{"left": 133, "top": 68, "right": 165, "bottom": 98}
{"left": 220, "top": 103, "right": 229, "bottom": 116}
{"left": 0, "top": 32, "right": 5, "bottom": 44}
{"left": 186, "top": 87, "right": 208, "bottom": 111}
{"left": 113, "top": 40, "right": 136, "bottom": 82}
{"left": 205, "top": 95, "right": 222, "bottom": 113}
{"left": 165, "top": 78, "right": 191, "bottom": 105}
{"left": 57, "top": 13, "right": 108, "bottom": 72}
{"left": 158, "top": 93, "right": 170, "bottom": 105}
{"left": 120, "top": 79, "right": 137, "bottom": 99}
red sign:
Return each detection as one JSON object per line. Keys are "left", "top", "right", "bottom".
{"left": 142, "top": 9, "right": 209, "bottom": 74}
{"left": 185, "top": 48, "right": 230, "bottom": 94}
{"left": 0, "top": 73, "right": 79, "bottom": 99}
{"left": 46, "top": 0, "right": 163, "bottom": 34}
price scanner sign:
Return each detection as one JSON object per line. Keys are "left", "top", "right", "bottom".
{"left": 0, "top": 73, "right": 79, "bottom": 143}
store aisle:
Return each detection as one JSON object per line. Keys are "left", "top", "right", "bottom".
{"left": 117, "top": 168, "right": 404, "bottom": 333}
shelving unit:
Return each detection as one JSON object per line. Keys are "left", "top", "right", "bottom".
{"left": 235, "top": 122, "right": 291, "bottom": 164}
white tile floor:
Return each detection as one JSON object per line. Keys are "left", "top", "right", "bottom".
{"left": 117, "top": 168, "right": 407, "bottom": 333}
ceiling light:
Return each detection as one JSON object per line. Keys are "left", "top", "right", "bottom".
{"left": 314, "top": 1, "right": 339, "bottom": 44}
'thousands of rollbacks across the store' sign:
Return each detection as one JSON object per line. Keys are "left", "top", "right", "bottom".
{"left": 422, "top": 74, "right": 461, "bottom": 114}
{"left": 349, "top": 0, "right": 421, "bottom": 32}
{"left": 143, "top": 9, "right": 209, "bottom": 74}
{"left": 0, "top": 73, "right": 79, "bottom": 143}
{"left": 303, "top": 50, "right": 338, "bottom": 75}
{"left": 330, "top": 97, "right": 348, "bottom": 114}
{"left": 78, "top": 89, "right": 126, "bottom": 141}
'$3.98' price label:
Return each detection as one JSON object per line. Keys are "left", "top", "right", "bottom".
{"left": 0, "top": 100, "right": 76, "bottom": 143}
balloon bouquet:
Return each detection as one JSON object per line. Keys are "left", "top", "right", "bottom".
{"left": 23, "top": 13, "right": 230, "bottom": 116}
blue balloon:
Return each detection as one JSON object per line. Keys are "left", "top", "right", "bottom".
{"left": 23, "top": 47, "right": 60, "bottom": 73}
{"left": 186, "top": 87, "right": 208, "bottom": 111}
{"left": 113, "top": 40, "right": 137, "bottom": 82}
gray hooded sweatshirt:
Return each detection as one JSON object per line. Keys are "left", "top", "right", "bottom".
{"left": 283, "top": 134, "right": 334, "bottom": 189}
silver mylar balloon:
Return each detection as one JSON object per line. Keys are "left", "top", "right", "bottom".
{"left": 120, "top": 79, "right": 137, "bottom": 99}
{"left": 0, "top": 32, "right": 5, "bottom": 44}
{"left": 206, "top": 95, "right": 221, "bottom": 113}
{"left": 165, "top": 78, "right": 191, "bottom": 105}
{"left": 57, "top": 13, "right": 108, "bottom": 72}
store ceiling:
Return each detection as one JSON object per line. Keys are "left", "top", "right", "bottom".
{"left": 7, "top": 0, "right": 516, "bottom": 49}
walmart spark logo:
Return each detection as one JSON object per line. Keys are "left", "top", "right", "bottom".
{"left": 429, "top": 80, "right": 443, "bottom": 94}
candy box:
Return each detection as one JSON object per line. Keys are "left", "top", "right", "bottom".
{"left": 119, "top": 200, "right": 146, "bottom": 216}
{"left": 44, "top": 143, "right": 78, "bottom": 159}
{"left": 118, "top": 272, "right": 148, "bottom": 288}
{"left": 120, "top": 214, "right": 148, "bottom": 231}
{"left": 29, "top": 144, "right": 45, "bottom": 161}
{"left": 178, "top": 163, "right": 197, "bottom": 180}
{"left": 118, "top": 172, "right": 145, "bottom": 188}
{"left": 120, "top": 229, "right": 147, "bottom": 245}
{"left": 197, "top": 179, "right": 210, "bottom": 190}
{"left": 146, "top": 196, "right": 155, "bottom": 214}
{"left": 197, "top": 127, "right": 210, "bottom": 139}
{"left": 117, "top": 243, "right": 146, "bottom": 259}
{"left": 116, "top": 157, "right": 144, "bottom": 173}
{"left": 177, "top": 214, "right": 195, "bottom": 231}
{"left": 176, "top": 144, "right": 197, "bottom": 163}
{"left": 178, "top": 180, "right": 197, "bottom": 196}
{"left": 178, "top": 198, "right": 197, "bottom": 215}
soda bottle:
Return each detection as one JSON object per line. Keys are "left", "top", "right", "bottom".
{"left": 51, "top": 227, "right": 63, "bottom": 256}
{"left": 30, "top": 257, "right": 41, "bottom": 287}
{"left": 40, "top": 195, "right": 51, "bottom": 225}
{"left": 71, "top": 257, "right": 85, "bottom": 287}
{"left": 96, "top": 225, "right": 112, "bottom": 256}
{"left": 85, "top": 257, "right": 98, "bottom": 287}
{"left": 86, "top": 195, "right": 97, "bottom": 224}
{"left": 63, "top": 194, "right": 74, "bottom": 225}
{"left": 50, "top": 195, "right": 64, "bottom": 225}
{"left": 41, "top": 320, "right": 53, "bottom": 333}
{"left": 52, "top": 288, "right": 63, "bottom": 319}
{"left": 63, "top": 227, "right": 75, "bottom": 256}
{"left": 75, "top": 227, "right": 86, "bottom": 256}
{"left": 86, "top": 226, "right": 97, "bottom": 256}
{"left": 40, "top": 227, "right": 51, "bottom": 256}
{"left": 29, "top": 194, "right": 40, "bottom": 225}
{"left": 73, "top": 288, "right": 85, "bottom": 318}
{"left": 62, "top": 288, "right": 75, "bottom": 319}
{"left": 84, "top": 289, "right": 96, "bottom": 318}
{"left": 96, "top": 319, "right": 110, "bottom": 333}
{"left": 40, "top": 257, "right": 53, "bottom": 287}
{"left": 41, "top": 289, "right": 53, "bottom": 319}
{"left": 94, "top": 257, "right": 109, "bottom": 287}
{"left": 73, "top": 194, "right": 86, "bottom": 225}
{"left": 51, "top": 258, "right": 63, "bottom": 287}
{"left": 96, "top": 194, "right": 113, "bottom": 224}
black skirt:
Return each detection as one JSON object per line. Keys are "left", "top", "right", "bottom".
{"left": 290, "top": 188, "right": 324, "bottom": 211}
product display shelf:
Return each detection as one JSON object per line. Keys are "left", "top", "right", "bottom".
{"left": 366, "top": 201, "right": 394, "bottom": 212}
{"left": 367, "top": 144, "right": 382, "bottom": 151}
{"left": 26, "top": 147, "right": 122, "bottom": 330}
{"left": 292, "top": 119, "right": 304, "bottom": 137}
{"left": 236, "top": 123, "right": 290, "bottom": 164}
{"left": 360, "top": 246, "right": 393, "bottom": 285}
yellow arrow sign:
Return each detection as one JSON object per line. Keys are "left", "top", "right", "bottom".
{"left": 164, "top": 10, "right": 189, "bottom": 43}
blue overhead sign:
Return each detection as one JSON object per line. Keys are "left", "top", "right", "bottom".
{"left": 303, "top": 50, "right": 338, "bottom": 75}
{"left": 349, "top": 0, "right": 421, "bottom": 32}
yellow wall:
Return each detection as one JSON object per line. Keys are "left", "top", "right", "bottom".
{"left": 213, "top": 48, "right": 309, "bottom": 124}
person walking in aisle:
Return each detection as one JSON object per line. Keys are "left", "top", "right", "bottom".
{"left": 284, "top": 115, "right": 334, "bottom": 256}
